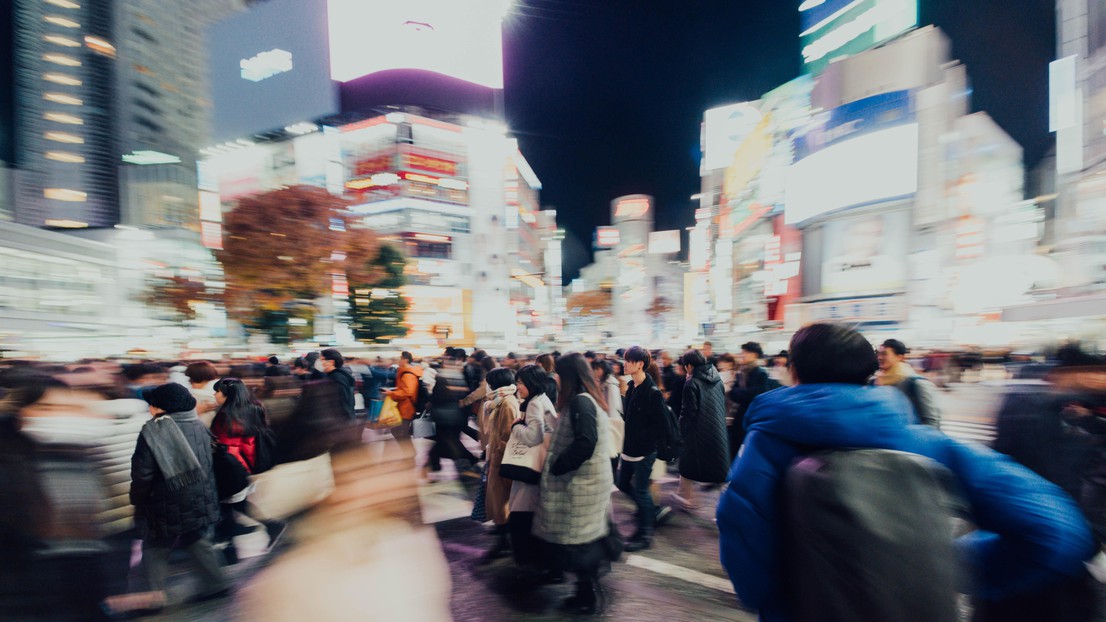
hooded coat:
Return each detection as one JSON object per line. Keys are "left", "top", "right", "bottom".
{"left": 678, "top": 364, "right": 730, "bottom": 483}
{"left": 716, "top": 384, "right": 1096, "bottom": 622}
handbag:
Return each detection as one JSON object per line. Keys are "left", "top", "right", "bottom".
{"left": 211, "top": 441, "right": 250, "bottom": 502}
{"left": 376, "top": 396, "right": 402, "bottom": 428}
{"left": 499, "top": 429, "right": 549, "bottom": 485}
{"left": 412, "top": 411, "right": 436, "bottom": 439}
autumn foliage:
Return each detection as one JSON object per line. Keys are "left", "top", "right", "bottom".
{"left": 216, "top": 185, "right": 383, "bottom": 332}
{"left": 566, "top": 289, "right": 612, "bottom": 316}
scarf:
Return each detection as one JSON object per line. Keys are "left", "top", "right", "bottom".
{"left": 876, "top": 361, "right": 916, "bottom": 387}
{"left": 488, "top": 384, "right": 517, "bottom": 407}
{"left": 140, "top": 412, "right": 206, "bottom": 491}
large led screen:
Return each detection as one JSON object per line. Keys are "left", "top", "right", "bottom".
{"left": 800, "top": 0, "right": 918, "bottom": 74}
{"left": 785, "top": 122, "right": 919, "bottom": 225}
{"left": 328, "top": 0, "right": 505, "bottom": 88}
{"left": 819, "top": 211, "right": 909, "bottom": 295}
{"left": 208, "top": 0, "right": 338, "bottom": 142}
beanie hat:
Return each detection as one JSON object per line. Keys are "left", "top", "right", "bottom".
{"left": 141, "top": 383, "right": 197, "bottom": 414}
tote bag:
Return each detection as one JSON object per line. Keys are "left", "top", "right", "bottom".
{"left": 498, "top": 431, "right": 548, "bottom": 485}
{"left": 376, "top": 396, "right": 403, "bottom": 429}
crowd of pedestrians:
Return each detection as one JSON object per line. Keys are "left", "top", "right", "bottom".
{"left": 2, "top": 328, "right": 1106, "bottom": 620}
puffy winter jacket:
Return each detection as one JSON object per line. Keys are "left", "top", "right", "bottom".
{"left": 678, "top": 365, "right": 730, "bottom": 483}
{"left": 129, "top": 410, "right": 219, "bottom": 540}
{"left": 621, "top": 375, "right": 665, "bottom": 458}
{"left": 716, "top": 383, "right": 1096, "bottom": 622}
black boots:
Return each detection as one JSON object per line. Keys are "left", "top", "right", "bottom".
{"left": 561, "top": 577, "right": 600, "bottom": 614}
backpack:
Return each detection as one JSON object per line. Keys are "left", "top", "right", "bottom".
{"left": 783, "top": 449, "right": 961, "bottom": 622}
{"left": 653, "top": 386, "right": 683, "bottom": 462}
{"left": 400, "top": 369, "right": 433, "bottom": 414}
{"left": 252, "top": 427, "right": 277, "bottom": 474}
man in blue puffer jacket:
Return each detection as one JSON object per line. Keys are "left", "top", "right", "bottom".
{"left": 717, "top": 323, "right": 1097, "bottom": 622}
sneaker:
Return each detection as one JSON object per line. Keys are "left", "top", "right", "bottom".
{"left": 654, "top": 505, "right": 674, "bottom": 526}
{"left": 669, "top": 492, "right": 698, "bottom": 512}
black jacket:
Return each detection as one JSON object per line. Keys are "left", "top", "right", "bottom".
{"left": 622, "top": 375, "right": 667, "bottom": 458}
{"left": 678, "top": 365, "right": 731, "bottom": 483}
{"left": 327, "top": 367, "right": 357, "bottom": 419}
{"left": 129, "top": 411, "right": 219, "bottom": 540}
{"left": 730, "top": 364, "right": 769, "bottom": 424}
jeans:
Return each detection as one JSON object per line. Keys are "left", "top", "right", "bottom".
{"left": 617, "top": 452, "right": 657, "bottom": 538}
{"left": 142, "top": 528, "right": 227, "bottom": 595}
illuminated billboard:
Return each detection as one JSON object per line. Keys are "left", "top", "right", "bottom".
{"left": 703, "top": 103, "right": 763, "bottom": 171}
{"left": 819, "top": 211, "right": 909, "bottom": 295}
{"left": 595, "top": 227, "right": 621, "bottom": 248}
{"left": 208, "top": 0, "right": 338, "bottom": 142}
{"left": 785, "top": 122, "right": 919, "bottom": 224}
{"left": 328, "top": 0, "right": 505, "bottom": 88}
{"left": 648, "top": 230, "right": 681, "bottom": 255}
{"left": 800, "top": 0, "right": 918, "bottom": 74}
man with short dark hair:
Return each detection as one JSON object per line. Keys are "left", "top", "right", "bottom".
{"left": 717, "top": 323, "right": 1096, "bottom": 622}
{"left": 875, "top": 339, "right": 941, "bottom": 428}
{"left": 320, "top": 349, "right": 355, "bottom": 419}
{"left": 264, "top": 355, "right": 289, "bottom": 377}
{"left": 727, "top": 341, "right": 769, "bottom": 459}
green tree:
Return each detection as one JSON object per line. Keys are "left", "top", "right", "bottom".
{"left": 347, "top": 244, "right": 410, "bottom": 343}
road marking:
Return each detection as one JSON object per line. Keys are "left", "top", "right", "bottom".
{"left": 625, "top": 554, "right": 735, "bottom": 595}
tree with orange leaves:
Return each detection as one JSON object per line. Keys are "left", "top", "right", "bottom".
{"left": 566, "top": 289, "right": 612, "bottom": 316}
{"left": 217, "top": 185, "right": 382, "bottom": 342}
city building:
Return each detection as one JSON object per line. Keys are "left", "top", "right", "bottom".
{"left": 199, "top": 0, "right": 556, "bottom": 350}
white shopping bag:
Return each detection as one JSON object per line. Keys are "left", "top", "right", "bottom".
{"left": 250, "top": 452, "right": 336, "bottom": 520}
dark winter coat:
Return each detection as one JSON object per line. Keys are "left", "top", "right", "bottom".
{"left": 327, "top": 367, "right": 357, "bottom": 419}
{"left": 678, "top": 364, "right": 730, "bottom": 483}
{"left": 621, "top": 375, "right": 666, "bottom": 458}
{"left": 129, "top": 411, "right": 219, "bottom": 540}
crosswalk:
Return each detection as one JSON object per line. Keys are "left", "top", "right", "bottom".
{"left": 940, "top": 419, "right": 996, "bottom": 446}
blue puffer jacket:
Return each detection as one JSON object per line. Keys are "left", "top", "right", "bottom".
{"left": 716, "top": 383, "right": 1096, "bottom": 622}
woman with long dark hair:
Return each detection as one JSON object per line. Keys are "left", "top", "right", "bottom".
{"left": 591, "top": 359, "right": 625, "bottom": 475}
{"left": 507, "top": 364, "right": 558, "bottom": 569}
{"left": 535, "top": 353, "right": 613, "bottom": 614}
{"left": 211, "top": 378, "right": 284, "bottom": 562}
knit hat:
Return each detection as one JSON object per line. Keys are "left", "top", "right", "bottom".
{"left": 141, "top": 383, "right": 197, "bottom": 413}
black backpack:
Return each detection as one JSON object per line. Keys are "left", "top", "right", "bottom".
{"left": 401, "top": 369, "right": 433, "bottom": 414}
{"left": 783, "top": 449, "right": 962, "bottom": 622}
{"left": 251, "top": 427, "right": 277, "bottom": 474}
{"left": 653, "top": 386, "right": 683, "bottom": 462}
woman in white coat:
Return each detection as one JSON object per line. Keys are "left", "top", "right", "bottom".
{"left": 592, "top": 359, "right": 625, "bottom": 477}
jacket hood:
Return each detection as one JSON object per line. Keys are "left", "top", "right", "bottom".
{"left": 692, "top": 364, "right": 721, "bottom": 385}
{"left": 399, "top": 365, "right": 424, "bottom": 379}
{"left": 330, "top": 366, "right": 356, "bottom": 384}
{"left": 745, "top": 383, "right": 914, "bottom": 448}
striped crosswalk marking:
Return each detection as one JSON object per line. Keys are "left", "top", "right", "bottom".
{"left": 940, "top": 420, "right": 996, "bottom": 445}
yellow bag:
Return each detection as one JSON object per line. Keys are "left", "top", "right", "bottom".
{"left": 377, "top": 396, "right": 402, "bottom": 428}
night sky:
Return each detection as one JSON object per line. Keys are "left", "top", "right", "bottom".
{"left": 502, "top": 0, "right": 1057, "bottom": 282}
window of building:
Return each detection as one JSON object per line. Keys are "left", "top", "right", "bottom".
{"left": 130, "top": 27, "right": 156, "bottom": 43}
{"left": 43, "top": 53, "right": 81, "bottom": 67}
{"left": 43, "top": 34, "right": 80, "bottom": 47}
{"left": 45, "top": 0, "right": 81, "bottom": 9}
{"left": 43, "top": 188, "right": 87, "bottom": 202}
{"left": 43, "top": 72, "right": 81, "bottom": 86}
{"left": 44, "top": 112, "right": 83, "bottom": 125}
{"left": 45, "top": 151, "right": 85, "bottom": 163}
{"left": 44, "top": 15, "right": 80, "bottom": 28}
{"left": 43, "top": 92, "right": 83, "bottom": 105}
{"left": 133, "top": 116, "right": 163, "bottom": 133}
{"left": 44, "top": 131, "right": 84, "bottom": 144}
{"left": 132, "top": 63, "right": 155, "bottom": 77}
{"left": 133, "top": 81, "right": 160, "bottom": 97}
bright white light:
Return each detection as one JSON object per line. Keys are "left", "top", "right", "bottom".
{"left": 328, "top": 0, "right": 505, "bottom": 88}
{"left": 284, "top": 122, "right": 319, "bottom": 135}
{"left": 43, "top": 35, "right": 79, "bottom": 47}
{"left": 44, "top": 15, "right": 80, "bottom": 28}
{"left": 43, "top": 72, "right": 81, "bottom": 85}
{"left": 43, "top": 188, "right": 87, "bottom": 202}
{"left": 43, "top": 92, "right": 82, "bottom": 105}
{"left": 703, "top": 102, "right": 763, "bottom": 171}
{"left": 44, "top": 112, "right": 82, "bottom": 125}
{"left": 241, "top": 49, "right": 293, "bottom": 82}
{"left": 648, "top": 230, "right": 681, "bottom": 255}
{"left": 45, "top": 151, "right": 84, "bottom": 163}
{"left": 44, "top": 131, "right": 83, "bottom": 144}
{"left": 785, "top": 123, "right": 919, "bottom": 224}
{"left": 122, "top": 150, "right": 181, "bottom": 165}
{"left": 43, "top": 53, "right": 81, "bottom": 67}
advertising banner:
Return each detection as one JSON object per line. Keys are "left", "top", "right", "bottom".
{"left": 819, "top": 211, "right": 909, "bottom": 295}
{"left": 801, "top": 0, "right": 918, "bottom": 74}
{"left": 794, "top": 89, "right": 914, "bottom": 160}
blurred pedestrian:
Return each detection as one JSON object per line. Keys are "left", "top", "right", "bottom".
{"left": 508, "top": 365, "right": 558, "bottom": 570}
{"left": 480, "top": 367, "right": 520, "bottom": 563}
{"left": 717, "top": 323, "right": 1098, "bottom": 622}
{"left": 264, "top": 355, "right": 290, "bottom": 377}
{"left": 536, "top": 353, "right": 614, "bottom": 614}
{"left": 131, "top": 383, "right": 228, "bottom": 608}
{"left": 210, "top": 378, "right": 285, "bottom": 563}
{"left": 185, "top": 361, "right": 220, "bottom": 425}
{"left": 383, "top": 352, "right": 423, "bottom": 445}
{"left": 728, "top": 342, "right": 769, "bottom": 459}
{"left": 422, "top": 349, "right": 478, "bottom": 482}
{"left": 874, "top": 339, "right": 941, "bottom": 428}
{"left": 617, "top": 346, "right": 672, "bottom": 552}
{"left": 592, "top": 359, "right": 625, "bottom": 473}
{"left": 320, "top": 349, "right": 356, "bottom": 420}
{"left": 671, "top": 349, "right": 729, "bottom": 511}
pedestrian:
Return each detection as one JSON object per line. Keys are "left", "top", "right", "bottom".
{"left": 617, "top": 346, "right": 672, "bottom": 551}
{"left": 592, "top": 359, "right": 625, "bottom": 474}
{"left": 658, "top": 350, "right": 678, "bottom": 396}
{"left": 728, "top": 342, "right": 770, "bottom": 460}
{"left": 383, "top": 351, "right": 423, "bottom": 445}
{"left": 422, "top": 349, "right": 478, "bottom": 482}
{"left": 535, "top": 353, "right": 614, "bottom": 614}
{"left": 130, "top": 383, "right": 228, "bottom": 608}
{"left": 210, "top": 378, "right": 285, "bottom": 563}
{"left": 716, "top": 323, "right": 1097, "bottom": 622}
{"left": 320, "top": 348, "right": 356, "bottom": 420}
{"left": 302, "top": 352, "right": 326, "bottom": 381}
{"left": 264, "top": 355, "right": 289, "bottom": 378}
{"left": 874, "top": 339, "right": 941, "bottom": 427}
{"left": 670, "top": 349, "right": 730, "bottom": 511}
{"left": 768, "top": 351, "right": 792, "bottom": 387}
{"left": 536, "top": 353, "right": 556, "bottom": 375}
{"left": 184, "top": 361, "right": 220, "bottom": 425}
{"left": 480, "top": 367, "right": 519, "bottom": 563}
{"left": 507, "top": 364, "right": 558, "bottom": 569}
{"left": 461, "top": 355, "right": 499, "bottom": 444}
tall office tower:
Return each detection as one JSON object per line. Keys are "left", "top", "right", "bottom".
{"left": 9, "top": 0, "right": 118, "bottom": 229}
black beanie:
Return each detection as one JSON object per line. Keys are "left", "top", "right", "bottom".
{"left": 141, "top": 383, "right": 198, "bottom": 414}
